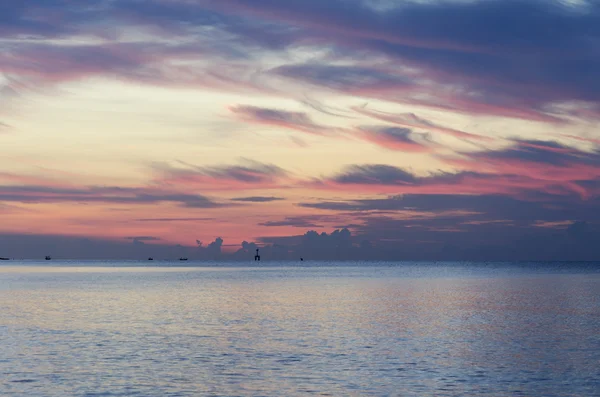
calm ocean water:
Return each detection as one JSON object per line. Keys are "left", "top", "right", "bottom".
{"left": 1, "top": 261, "right": 599, "bottom": 396}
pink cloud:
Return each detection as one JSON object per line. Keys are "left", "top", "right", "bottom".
{"left": 563, "top": 134, "right": 600, "bottom": 145}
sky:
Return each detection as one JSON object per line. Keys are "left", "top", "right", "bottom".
{"left": 1, "top": 0, "right": 600, "bottom": 260}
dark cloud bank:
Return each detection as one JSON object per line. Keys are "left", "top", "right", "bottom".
{"left": 1, "top": 218, "right": 599, "bottom": 261}
{"left": 2, "top": 0, "right": 600, "bottom": 120}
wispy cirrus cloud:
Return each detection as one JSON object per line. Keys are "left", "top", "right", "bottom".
{"left": 230, "top": 105, "right": 343, "bottom": 136}
{"left": 231, "top": 196, "right": 284, "bottom": 202}
{"left": 3, "top": 0, "right": 598, "bottom": 123}
{"left": 134, "top": 217, "right": 216, "bottom": 222}
{"left": 272, "top": 64, "right": 415, "bottom": 96}
{"left": 2, "top": 0, "right": 599, "bottom": 124}
{"left": 0, "top": 184, "right": 226, "bottom": 208}
{"left": 562, "top": 134, "right": 600, "bottom": 146}
{"left": 352, "top": 106, "right": 491, "bottom": 142}
{"left": 152, "top": 159, "right": 292, "bottom": 191}
{"left": 356, "top": 126, "right": 432, "bottom": 152}
{"left": 230, "top": 105, "right": 438, "bottom": 152}
{"left": 259, "top": 216, "right": 327, "bottom": 228}
{"left": 203, "top": 0, "right": 600, "bottom": 121}
{"left": 314, "top": 165, "right": 543, "bottom": 196}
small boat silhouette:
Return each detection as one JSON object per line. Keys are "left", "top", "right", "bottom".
{"left": 0, "top": 257, "right": 9, "bottom": 261}
{"left": 148, "top": 257, "right": 154, "bottom": 261}
{"left": 179, "top": 257, "right": 188, "bottom": 261}
{"left": 45, "top": 256, "right": 52, "bottom": 260}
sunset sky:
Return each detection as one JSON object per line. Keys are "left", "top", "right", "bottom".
{"left": 1, "top": 0, "right": 600, "bottom": 259}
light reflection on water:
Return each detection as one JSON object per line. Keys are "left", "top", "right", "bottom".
{"left": 1, "top": 262, "right": 599, "bottom": 396}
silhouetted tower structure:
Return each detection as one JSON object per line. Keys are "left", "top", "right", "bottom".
{"left": 254, "top": 248, "right": 261, "bottom": 261}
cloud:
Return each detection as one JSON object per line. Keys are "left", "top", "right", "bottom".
{"left": 259, "top": 217, "right": 323, "bottom": 228}
{"left": 2, "top": 0, "right": 599, "bottom": 123}
{"left": 125, "top": 236, "right": 161, "bottom": 242}
{"left": 291, "top": 192, "right": 600, "bottom": 260}
{"left": 2, "top": 219, "right": 599, "bottom": 260}
{"left": 153, "top": 159, "right": 290, "bottom": 190}
{"left": 0, "top": 122, "right": 11, "bottom": 134}
{"left": 469, "top": 139, "right": 594, "bottom": 166}
{"left": 0, "top": 232, "right": 209, "bottom": 260}
{"left": 231, "top": 196, "right": 284, "bottom": 202}
{"left": 0, "top": 184, "right": 225, "bottom": 208}
{"left": 563, "top": 134, "right": 600, "bottom": 145}
{"left": 209, "top": 0, "right": 600, "bottom": 117}
{"left": 230, "top": 105, "right": 434, "bottom": 152}
{"left": 272, "top": 63, "right": 414, "bottom": 95}
{"left": 299, "top": 193, "right": 598, "bottom": 223}
{"left": 258, "top": 214, "right": 342, "bottom": 228}
{"left": 0, "top": 40, "right": 274, "bottom": 97}
{"left": 353, "top": 106, "right": 490, "bottom": 141}
{"left": 316, "top": 164, "right": 536, "bottom": 196}
{"left": 2, "top": 0, "right": 600, "bottom": 261}
{"left": 330, "top": 165, "right": 417, "bottom": 186}
{"left": 230, "top": 105, "right": 341, "bottom": 136}
{"left": 134, "top": 217, "right": 217, "bottom": 222}
{"left": 356, "top": 126, "right": 432, "bottom": 152}
{"left": 0, "top": 1, "right": 82, "bottom": 38}
{"left": 0, "top": 3, "right": 292, "bottom": 95}
{"left": 447, "top": 139, "right": 600, "bottom": 197}
{"left": 299, "top": 97, "right": 356, "bottom": 118}
{"left": 199, "top": 161, "right": 286, "bottom": 183}
{"left": 309, "top": 139, "right": 600, "bottom": 198}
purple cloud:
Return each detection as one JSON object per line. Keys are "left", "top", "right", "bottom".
{"left": 2, "top": 0, "right": 599, "bottom": 122}
{"left": 0, "top": 184, "right": 226, "bottom": 208}
{"left": 230, "top": 105, "right": 341, "bottom": 136}
{"left": 231, "top": 196, "right": 284, "bottom": 202}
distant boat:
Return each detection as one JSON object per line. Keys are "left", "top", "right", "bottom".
{"left": 179, "top": 257, "right": 188, "bottom": 261}
{"left": 45, "top": 256, "right": 52, "bottom": 261}
{"left": 148, "top": 257, "right": 154, "bottom": 261}
{"left": 0, "top": 257, "right": 9, "bottom": 261}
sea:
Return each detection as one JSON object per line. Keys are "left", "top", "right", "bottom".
{"left": 1, "top": 260, "right": 599, "bottom": 396}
